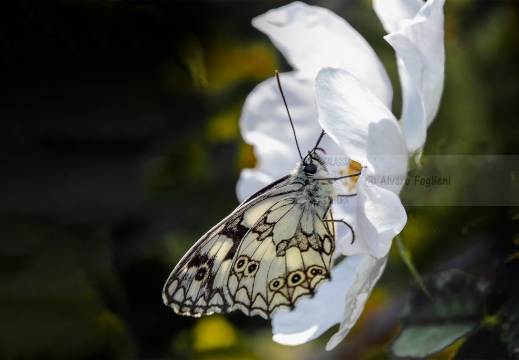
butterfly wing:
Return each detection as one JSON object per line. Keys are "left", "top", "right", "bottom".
{"left": 163, "top": 163, "right": 337, "bottom": 319}
{"left": 227, "top": 195, "right": 335, "bottom": 318}
{"left": 162, "top": 175, "right": 304, "bottom": 316}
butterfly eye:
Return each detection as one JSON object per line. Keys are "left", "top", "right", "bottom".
{"left": 304, "top": 163, "right": 317, "bottom": 175}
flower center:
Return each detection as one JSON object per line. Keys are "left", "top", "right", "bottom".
{"left": 338, "top": 160, "right": 362, "bottom": 193}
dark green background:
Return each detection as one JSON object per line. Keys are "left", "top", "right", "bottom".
{"left": 1, "top": 1, "right": 518, "bottom": 359}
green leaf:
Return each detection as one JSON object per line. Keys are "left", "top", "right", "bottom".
{"left": 389, "top": 270, "right": 486, "bottom": 359}
{"left": 391, "top": 324, "right": 473, "bottom": 359}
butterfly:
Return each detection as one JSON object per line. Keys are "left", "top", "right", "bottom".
{"left": 162, "top": 73, "right": 357, "bottom": 319}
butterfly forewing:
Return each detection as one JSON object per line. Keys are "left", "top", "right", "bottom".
{"left": 163, "top": 154, "right": 337, "bottom": 318}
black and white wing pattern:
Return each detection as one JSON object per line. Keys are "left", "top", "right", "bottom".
{"left": 163, "top": 154, "right": 337, "bottom": 319}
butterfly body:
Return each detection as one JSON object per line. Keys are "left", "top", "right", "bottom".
{"left": 163, "top": 153, "right": 337, "bottom": 319}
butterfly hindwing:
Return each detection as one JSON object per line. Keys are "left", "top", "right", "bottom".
{"left": 227, "top": 196, "right": 335, "bottom": 318}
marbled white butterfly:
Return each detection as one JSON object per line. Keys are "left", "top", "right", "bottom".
{"left": 163, "top": 72, "right": 357, "bottom": 319}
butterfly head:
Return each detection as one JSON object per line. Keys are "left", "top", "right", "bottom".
{"left": 297, "top": 152, "right": 329, "bottom": 179}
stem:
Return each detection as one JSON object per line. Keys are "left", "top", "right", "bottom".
{"left": 395, "top": 235, "right": 435, "bottom": 302}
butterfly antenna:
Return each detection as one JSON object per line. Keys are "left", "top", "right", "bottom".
{"left": 303, "top": 130, "right": 327, "bottom": 162}
{"left": 312, "top": 130, "right": 326, "bottom": 153}
{"left": 275, "top": 70, "right": 303, "bottom": 161}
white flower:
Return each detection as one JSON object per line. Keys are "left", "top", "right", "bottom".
{"left": 236, "top": 0, "right": 445, "bottom": 350}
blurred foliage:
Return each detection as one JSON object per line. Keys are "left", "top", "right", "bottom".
{"left": 389, "top": 270, "right": 486, "bottom": 359}
{"left": 1, "top": 0, "right": 519, "bottom": 359}
{"left": 501, "top": 291, "right": 519, "bottom": 358}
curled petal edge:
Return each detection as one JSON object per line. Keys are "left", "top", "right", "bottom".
{"left": 385, "top": 0, "right": 445, "bottom": 153}
{"left": 326, "top": 255, "right": 388, "bottom": 350}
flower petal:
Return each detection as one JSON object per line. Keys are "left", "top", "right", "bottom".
{"left": 384, "top": 0, "right": 445, "bottom": 153}
{"left": 237, "top": 72, "right": 316, "bottom": 199}
{"left": 340, "top": 169, "right": 407, "bottom": 257}
{"left": 315, "top": 67, "right": 408, "bottom": 192}
{"left": 272, "top": 255, "right": 364, "bottom": 345}
{"left": 236, "top": 168, "right": 277, "bottom": 203}
{"left": 373, "top": 0, "right": 423, "bottom": 34}
{"left": 237, "top": 71, "right": 345, "bottom": 201}
{"left": 253, "top": 1, "right": 392, "bottom": 107}
{"left": 326, "top": 255, "right": 388, "bottom": 350}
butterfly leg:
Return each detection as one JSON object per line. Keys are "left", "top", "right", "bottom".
{"left": 323, "top": 218, "right": 355, "bottom": 244}
{"left": 315, "top": 173, "right": 362, "bottom": 182}
{"left": 333, "top": 193, "right": 357, "bottom": 207}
